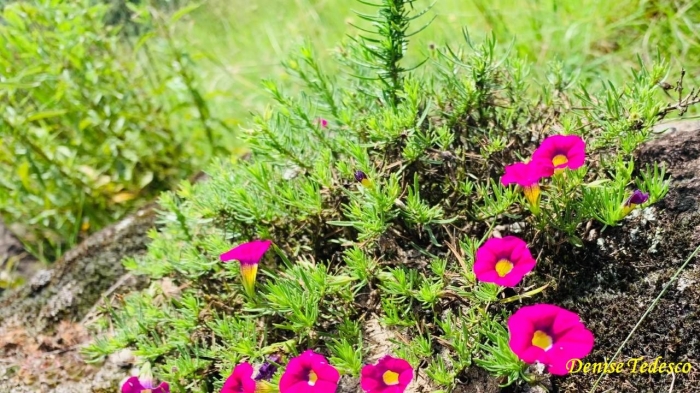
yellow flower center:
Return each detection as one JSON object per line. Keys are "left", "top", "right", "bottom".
{"left": 532, "top": 330, "right": 553, "bottom": 351}
{"left": 522, "top": 185, "right": 541, "bottom": 208}
{"left": 308, "top": 370, "right": 318, "bottom": 386}
{"left": 552, "top": 154, "right": 568, "bottom": 167}
{"left": 620, "top": 203, "right": 636, "bottom": 218}
{"left": 382, "top": 370, "right": 400, "bottom": 386}
{"left": 240, "top": 264, "right": 259, "bottom": 297}
{"left": 495, "top": 259, "right": 514, "bottom": 277}
{"left": 143, "top": 390, "right": 152, "bottom": 393}
{"left": 255, "top": 382, "right": 274, "bottom": 393}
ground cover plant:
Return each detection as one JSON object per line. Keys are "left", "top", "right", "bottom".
{"left": 81, "top": 1, "right": 700, "bottom": 392}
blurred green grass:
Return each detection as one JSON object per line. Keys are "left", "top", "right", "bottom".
{"left": 178, "top": 0, "right": 700, "bottom": 120}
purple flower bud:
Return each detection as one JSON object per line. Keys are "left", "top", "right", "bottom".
{"left": 254, "top": 354, "right": 282, "bottom": 381}
{"left": 624, "top": 190, "right": 649, "bottom": 207}
{"left": 354, "top": 170, "right": 368, "bottom": 183}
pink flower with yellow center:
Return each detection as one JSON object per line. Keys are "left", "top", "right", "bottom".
{"left": 501, "top": 159, "right": 553, "bottom": 213}
{"left": 360, "top": 355, "right": 413, "bottom": 393}
{"left": 220, "top": 240, "right": 272, "bottom": 298}
{"left": 473, "top": 236, "right": 536, "bottom": 287}
{"left": 279, "top": 350, "right": 339, "bottom": 393}
{"left": 508, "top": 304, "right": 595, "bottom": 375}
{"left": 531, "top": 135, "right": 586, "bottom": 174}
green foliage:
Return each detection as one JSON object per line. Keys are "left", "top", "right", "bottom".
{"left": 0, "top": 0, "right": 229, "bottom": 261}
{"left": 0, "top": 255, "right": 26, "bottom": 290}
{"left": 102, "top": 0, "right": 186, "bottom": 30}
{"left": 475, "top": 313, "right": 531, "bottom": 387}
{"left": 83, "top": 0, "right": 697, "bottom": 391}
{"left": 350, "top": 0, "right": 434, "bottom": 107}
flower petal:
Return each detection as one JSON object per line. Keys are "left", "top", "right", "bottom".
{"left": 121, "top": 377, "right": 144, "bottom": 393}
{"left": 222, "top": 363, "right": 256, "bottom": 393}
{"left": 282, "top": 381, "right": 311, "bottom": 393}
{"left": 221, "top": 240, "right": 272, "bottom": 265}
{"left": 152, "top": 382, "right": 171, "bottom": 393}
{"left": 279, "top": 374, "right": 304, "bottom": 393}
{"left": 496, "top": 272, "right": 527, "bottom": 287}
{"left": 314, "top": 363, "right": 340, "bottom": 383}
{"left": 398, "top": 367, "right": 413, "bottom": 387}
{"left": 311, "top": 379, "right": 339, "bottom": 393}
{"left": 360, "top": 367, "right": 382, "bottom": 391}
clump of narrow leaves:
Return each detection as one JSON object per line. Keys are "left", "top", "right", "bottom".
{"left": 84, "top": 0, "right": 695, "bottom": 392}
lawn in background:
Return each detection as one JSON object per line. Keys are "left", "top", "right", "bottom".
{"left": 179, "top": 0, "right": 700, "bottom": 123}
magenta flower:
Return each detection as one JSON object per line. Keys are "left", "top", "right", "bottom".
{"left": 121, "top": 363, "right": 169, "bottom": 393}
{"left": 473, "top": 236, "right": 537, "bottom": 287}
{"left": 317, "top": 118, "right": 329, "bottom": 128}
{"left": 360, "top": 355, "right": 413, "bottom": 393}
{"left": 222, "top": 363, "right": 256, "bottom": 393}
{"left": 220, "top": 240, "right": 272, "bottom": 297}
{"left": 279, "top": 350, "right": 340, "bottom": 393}
{"left": 620, "top": 189, "right": 649, "bottom": 218}
{"left": 531, "top": 135, "right": 586, "bottom": 173}
{"left": 508, "top": 304, "right": 595, "bottom": 375}
{"left": 122, "top": 377, "right": 170, "bottom": 393}
{"left": 501, "top": 160, "right": 553, "bottom": 213}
